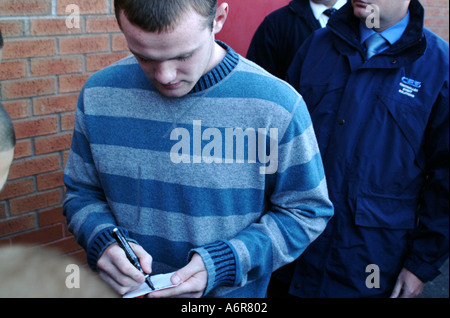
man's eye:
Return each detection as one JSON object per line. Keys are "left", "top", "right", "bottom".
{"left": 178, "top": 55, "right": 191, "bottom": 62}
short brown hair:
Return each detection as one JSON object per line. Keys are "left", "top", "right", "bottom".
{"left": 114, "top": 0, "right": 217, "bottom": 33}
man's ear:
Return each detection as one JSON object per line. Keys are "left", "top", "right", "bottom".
{"left": 213, "top": 2, "right": 229, "bottom": 35}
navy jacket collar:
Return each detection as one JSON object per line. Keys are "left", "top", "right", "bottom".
{"left": 327, "top": 0, "right": 427, "bottom": 67}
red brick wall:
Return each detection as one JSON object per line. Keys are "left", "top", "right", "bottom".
{"left": 422, "top": 0, "right": 450, "bottom": 42}
{"left": 0, "top": 0, "right": 130, "bottom": 264}
{"left": 0, "top": 0, "right": 449, "bottom": 265}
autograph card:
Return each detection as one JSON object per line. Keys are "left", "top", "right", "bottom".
{"left": 123, "top": 272, "right": 179, "bottom": 298}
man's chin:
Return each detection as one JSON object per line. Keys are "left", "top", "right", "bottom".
{"left": 154, "top": 81, "right": 193, "bottom": 98}
{"left": 352, "top": 1, "right": 371, "bottom": 20}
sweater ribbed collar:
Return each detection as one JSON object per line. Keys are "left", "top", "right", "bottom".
{"left": 190, "top": 41, "right": 239, "bottom": 94}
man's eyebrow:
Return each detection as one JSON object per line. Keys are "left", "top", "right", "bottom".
{"left": 129, "top": 48, "right": 197, "bottom": 62}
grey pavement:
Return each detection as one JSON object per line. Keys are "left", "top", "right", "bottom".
{"left": 419, "top": 258, "right": 449, "bottom": 298}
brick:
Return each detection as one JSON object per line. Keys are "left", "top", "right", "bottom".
{"left": 1, "top": 78, "right": 56, "bottom": 99}
{"left": 86, "top": 52, "right": 130, "bottom": 72}
{"left": 426, "top": 16, "right": 450, "bottom": 27}
{"left": 33, "top": 94, "right": 78, "bottom": 116}
{"left": 1, "top": 100, "right": 30, "bottom": 120}
{"left": 9, "top": 189, "right": 62, "bottom": 215}
{"left": 63, "top": 222, "right": 70, "bottom": 236}
{"left": 0, "top": 60, "right": 27, "bottom": 81}
{"left": 59, "top": 36, "right": 109, "bottom": 55}
{"left": 8, "top": 154, "right": 60, "bottom": 180}
{"left": 0, "top": 20, "right": 24, "bottom": 37}
{"left": 57, "top": 0, "right": 108, "bottom": 15}
{"left": 86, "top": 16, "right": 121, "bottom": 33}
{"left": 1, "top": 39, "right": 56, "bottom": 60}
{"left": 0, "top": 214, "right": 36, "bottom": 238}
{"left": 112, "top": 34, "right": 128, "bottom": 52}
{"left": 13, "top": 140, "right": 32, "bottom": 159}
{"left": 61, "top": 113, "right": 75, "bottom": 131}
{"left": 30, "top": 18, "right": 83, "bottom": 36}
{"left": 36, "top": 170, "right": 64, "bottom": 191}
{"left": 43, "top": 236, "right": 82, "bottom": 255}
{"left": 66, "top": 248, "right": 88, "bottom": 265}
{"left": 13, "top": 116, "right": 58, "bottom": 139}
{"left": 0, "top": 0, "right": 51, "bottom": 16}
{"left": 0, "top": 238, "right": 12, "bottom": 246}
{"left": 38, "top": 206, "right": 65, "bottom": 227}
{"left": 35, "top": 133, "right": 73, "bottom": 155}
{"left": 0, "top": 178, "right": 35, "bottom": 201}
{"left": 59, "top": 74, "right": 91, "bottom": 93}
{"left": 62, "top": 151, "right": 70, "bottom": 167}
{"left": 31, "top": 57, "right": 83, "bottom": 77}
{"left": 0, "top": 202, "right": 6, "bottom": 219}
{"left": 11, "top": 223, "right": 64, "bottom": 245}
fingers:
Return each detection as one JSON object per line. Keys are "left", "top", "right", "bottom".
{"left": 390, "top": 268, "right": 425, "bottom": 298}
{"left": 147, "top": 270, "right": 207, "bottom": 298}
{"left": 130, "top": 243, "right": 153, "bottom": 275}
{"left": 390, "top": 279, "right": 402, "bottom": 298}
{"left": 148, "top": 253, "right": 208, "bottom": 298}
{"left": 97, "top": 243, "right": 152, "bottom": 295}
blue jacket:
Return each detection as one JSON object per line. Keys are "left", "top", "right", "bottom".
{"left": 286, "top": 0, "right": 449, "bottom": 297}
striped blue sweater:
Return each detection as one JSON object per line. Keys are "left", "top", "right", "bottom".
{"left": 63, "top": 42, "right": 333, "bottom": 298}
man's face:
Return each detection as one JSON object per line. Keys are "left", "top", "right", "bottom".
{"left": 352, "top": 0, "right": 410, "bottom": 30}
{"left": 119, "top": 9, "right": 221, "bottom": 98}
{"left": 0, "top": 148, "right": 14, "bottom": 191}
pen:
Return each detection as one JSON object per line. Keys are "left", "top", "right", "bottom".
{"left": 112, "top": 227, "right": 155, "bottom": 290}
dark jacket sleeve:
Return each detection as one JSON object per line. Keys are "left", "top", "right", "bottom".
{"left": 404, "top": 80, "right": 449, "bottom": 282}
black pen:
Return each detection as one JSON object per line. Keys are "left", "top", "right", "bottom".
{"left": 112, "top": 227, "right": 155, "bottom": 290}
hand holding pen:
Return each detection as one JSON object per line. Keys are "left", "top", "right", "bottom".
{"left": 112, "top": 228, "right": 155, "bottom": 290}
{"left": 96, "top": 228, "right": 154, "bottom": 295}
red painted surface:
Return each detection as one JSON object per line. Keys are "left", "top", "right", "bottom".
{"left": 216, "top": 0, "right": 290, "bottom": 56}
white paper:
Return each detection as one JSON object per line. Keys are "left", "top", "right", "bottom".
{"left": 122, "top": 272, "right": 179, "bottom": 298}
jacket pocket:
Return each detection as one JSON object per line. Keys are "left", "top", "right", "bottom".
{"left": 355, "top": 194, "right": 417, "bottom": 230}
{"left": 349, "top": 93, "right": 428, "bottom": 195}
{"left": 377, "top": 94, "right": 428, "bottom": 167}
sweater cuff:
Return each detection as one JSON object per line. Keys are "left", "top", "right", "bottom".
{"left": 190, "top": 240, "right": 238, "bottom": 296}
{"left": 86, "top": 226, "right": 135, "bottom": 271}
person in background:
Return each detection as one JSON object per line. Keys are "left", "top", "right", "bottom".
{"left": 0, "top": 30, "right": 16, "bottom": 191}
{"left": 285, "top": 0, "right": 449, "bottom": 297}
{"left": 247, "top": 0, "right": 347, "bottom": 79}
{"left": 0, "top": 105, "right": 14, "bottom": 192}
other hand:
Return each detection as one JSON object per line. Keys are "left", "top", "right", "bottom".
{"left": 147, "top": 253, "right": 207, "bottom": 298}
{"left": 390, "top": 268, "right": 425, "bottom": 298}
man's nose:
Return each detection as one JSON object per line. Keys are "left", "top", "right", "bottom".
{"left": 153, "top": 61, "right": 177, "bottom": 84}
